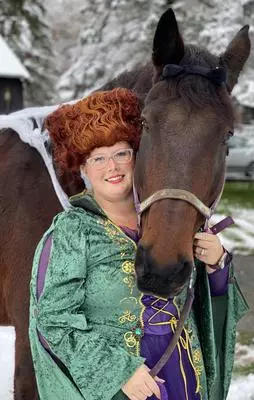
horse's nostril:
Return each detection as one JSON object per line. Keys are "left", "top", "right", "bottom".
{"left": 135, "top": 244, "right": 151, "bottom": 276}
{"left": 135, "top": 244, "right": 144, "bottom": 275}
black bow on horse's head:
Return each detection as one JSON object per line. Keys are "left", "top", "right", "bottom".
{"left": 162, "top": 64, "right": 227, "bottom": 86}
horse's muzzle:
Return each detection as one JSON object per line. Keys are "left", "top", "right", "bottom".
{"left": 135, "top": 244, "right": 193, "bottom": 298}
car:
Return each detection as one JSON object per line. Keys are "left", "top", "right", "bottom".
{"left": 226, "top": 135, "right": 254, "bottom": 181}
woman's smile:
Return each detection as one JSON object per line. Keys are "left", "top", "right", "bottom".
{"left": 105, "top": 174, "right": 125, "bottom": 184}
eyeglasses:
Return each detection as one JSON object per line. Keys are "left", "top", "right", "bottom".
{"left": 86, "top": 148, "right": 133, "bottom": 170}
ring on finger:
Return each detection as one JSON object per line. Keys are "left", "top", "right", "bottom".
{"left": 201, "top": 248, "right": 207, "bottom": 256}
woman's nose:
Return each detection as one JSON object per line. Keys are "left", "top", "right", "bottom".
{"left": 107, "top": 157, "right": 118, "bottom": 170}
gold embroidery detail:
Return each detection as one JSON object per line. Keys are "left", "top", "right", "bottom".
{"left": 119, "top": 310, "right": 137, "bottom": 324}
{"left": 123, "top": 331, "right": 139, "bottom": 356}
{"left": 99, "top": 217, "right": 140, "bottom": 356}
{"left": 123, "top": 276, "right": 134, "bottom": 292}
{"left": 193, "top": 349, "right": 202, "bottom": 364}
{"left": 120, "top": 297, "right": 138, "bottom": 305}
{"left": 99, "top": 219, "right": 130, "bottom": 247}
{"left": 124, "top": 331, "right": 138, "bottom": 348}
{"left": 140, "top": 296, "right": 202, "bottom": 398}
{"left": 122, "top": 261, "right": 135, "bottom": 294}
{"left": 174, "top": 298, "right": 203, "bottom": 396}
{"left": 122, "top": 260, "right": 135, "bottom": 274}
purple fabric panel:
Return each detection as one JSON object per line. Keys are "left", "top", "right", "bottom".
{"left": 140, "top": 295, "right": 200, "bottom": 400}
{"left": 157, "top": 381, "right": 168, "bottom": 400}
{"left": 120, "top": 225, "right": 139, "bottom": 243}
{"left": 208, "top": 262, "right": 230, "bottom": 296}
{"left": 141, "top": 334, "right": 200, "bottom": 400}
{"left": 141, "top": 295, "right": 176, "bottom": 335}
{"left": 36, "top": 234, "right": 53, "bottom": 301}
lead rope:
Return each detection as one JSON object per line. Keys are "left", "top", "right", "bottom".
{"left": 133, "top": 181, "right": 234, "bottom": 400}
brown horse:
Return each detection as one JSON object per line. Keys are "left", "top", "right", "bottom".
{"left": 0, "top": 8, "right": 250, "bottom": 400}
{"left": 134, "top": 10, "right": 251, "bottom": 297}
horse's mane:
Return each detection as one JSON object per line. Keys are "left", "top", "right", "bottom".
{"left": 167, "top": 45, "right": 235, "bottom": 122}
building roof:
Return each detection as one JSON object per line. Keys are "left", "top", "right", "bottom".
{"left": 0, "top": 36, "right": 29, "bottom": 80}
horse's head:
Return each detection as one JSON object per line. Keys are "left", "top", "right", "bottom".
{"left": 134, "top": 9, "right": 250, "bottom": 297}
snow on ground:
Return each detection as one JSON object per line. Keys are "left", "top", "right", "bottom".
{"left": 228, "top": 374, "right": 254, "bottom": 400}
{"left": 212, "top": 208, "right": 254, "bottom": 255}
{"left": 1, "top": 326, "right": 254, "bottom": 399}
{"left": 0, "top": 327, "right": 15, "bottom": 400}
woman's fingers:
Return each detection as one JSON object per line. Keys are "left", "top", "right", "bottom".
{"left": 194, "top": 232, "right": 215, "bottom": 241}
{"left": 121, "top": 365, "right": 162, "bottom": 400}
{"left": 154, "top": 376, "right": 165, "bottom": 384}
{"left": 194, "top": 233, "right": 224, "bottom": 266}
{"left": 145, "top": 376, "right": 161, "bottom": 399}
{"left": 140, "top": 384, "right": 153, "bottom": 397}
{"left": 194, "top": 246, "right": 208, "bottom": 256}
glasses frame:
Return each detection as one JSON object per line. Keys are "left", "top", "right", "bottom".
{"left": 86, "top": 148, "right": 134, "bottom": 170}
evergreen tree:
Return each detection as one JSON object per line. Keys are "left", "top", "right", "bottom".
{"left": 0, "top": 0, "right": 57, "bottom": 106}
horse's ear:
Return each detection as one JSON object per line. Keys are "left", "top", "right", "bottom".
{"left": 220, "top": 25, "right": 251, "bottom": 93}
{"left": 152, "top": 8, "right": 184, "bottom": 82}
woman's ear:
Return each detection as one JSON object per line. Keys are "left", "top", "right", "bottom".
{"left": 80, "top": 165, "right": 92, "bottom": 190}
{"left": 80, "top": 164, "right": 86, "bottom": 176}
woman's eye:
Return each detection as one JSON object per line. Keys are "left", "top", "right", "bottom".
{"left": 116, "top": 151, "right": 127, "bottom": 158}
{"left": 94, "top": 156, "right": 105, "bottom": 164}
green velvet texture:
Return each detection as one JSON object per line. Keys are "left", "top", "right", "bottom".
{"left": 194, "top": 261, "right": 249, "bottom": 400}
{"left": 29, "top": 193, "right": 249, "bottom": 400}
{"left": 29, "top": 200, "right": 144, "bottom": 400}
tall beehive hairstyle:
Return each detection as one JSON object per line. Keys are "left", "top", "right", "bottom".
{"left": 45, "top": 88, "right": 142, "bottom": 172}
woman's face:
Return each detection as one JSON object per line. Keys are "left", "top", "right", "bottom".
{"left": 81, "top": 141, "right": 135, "bottom": 202}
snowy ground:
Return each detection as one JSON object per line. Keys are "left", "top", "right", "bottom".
{"left": 211, "top": 208, "right": 254, "bottom": 255}
{"left": 1, "top": 326, "right": 254, "bottom": 399}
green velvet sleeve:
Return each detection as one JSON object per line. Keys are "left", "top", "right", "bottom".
{"left": 35, "top": 211, "right": 144, "bottom": 400}
{"left": 194, "top": 259, "right": 249, "bottom": 400}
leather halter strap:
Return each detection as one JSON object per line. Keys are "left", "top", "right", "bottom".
{"left": 140, "top": 188, "right": 212, "bottom": 219}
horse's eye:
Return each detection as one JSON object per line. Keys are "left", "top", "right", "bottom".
{"left": 223, "top": 130, "right": 234, "bottom": 145}
{"left": 141, "top": 119, "right": 149, "bottom": 132}
{"left": 224, "top": 130, "right": 234, "bottom": 156}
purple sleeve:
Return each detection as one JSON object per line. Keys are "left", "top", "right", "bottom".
{"left": 36, "top": 234, "right": 53, "bottom": 300}
{"left": 208, "top": 253, "right": 232, "bottom": 296}
{"left": 36, "top": 234, "right": 54, "bottom": 352}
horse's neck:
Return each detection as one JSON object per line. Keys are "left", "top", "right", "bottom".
{"left": 57, "top": 169, "right": 85, "bottom": 198}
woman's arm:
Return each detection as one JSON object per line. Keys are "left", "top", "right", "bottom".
{"left": 33, "top": 212, "right": 144, "bottom": 400}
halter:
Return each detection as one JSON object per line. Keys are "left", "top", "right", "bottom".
{"left": 134, "top": 63, "right": 234, "bottom": 379}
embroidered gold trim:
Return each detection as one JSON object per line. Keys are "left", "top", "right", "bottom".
{"left": 122, "top": 260, "right": 135, "bottom": 274}
{"left": 140, "top": 296, "right": 202, "bottom": 399}
{"left": 119, "top": 310, "right": 137, "bottom": 324}
{"left": 100, "top": 218, "right": 141, "bottom": 357}
{"left": 173, "top": 298, "right": 202, "bottom": 396}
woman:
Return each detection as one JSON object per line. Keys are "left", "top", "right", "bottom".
{"left": 29, "top": 88, "right": 247, "bottom": 400}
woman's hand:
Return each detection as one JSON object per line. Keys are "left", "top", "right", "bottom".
{"left": 194, "top": 232, "right": 224, "bottom": 274}
{"left": 122, "top": 364, "right": 163, "bottom": 400}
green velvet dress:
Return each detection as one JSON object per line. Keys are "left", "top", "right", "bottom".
{"left": 29, "top": 193, "right": 249, "bottom": 400}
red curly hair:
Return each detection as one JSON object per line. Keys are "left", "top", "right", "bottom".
{"left": 45, "top": 88, "right": 142, "bottom": 172}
